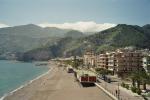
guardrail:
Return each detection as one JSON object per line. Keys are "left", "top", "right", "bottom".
{"left": 95, "top": 83, "right": 118, "bottom": 100}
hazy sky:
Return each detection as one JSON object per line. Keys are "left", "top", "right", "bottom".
{"left": 0, "top": 0, "right": 150, "bottom": 26}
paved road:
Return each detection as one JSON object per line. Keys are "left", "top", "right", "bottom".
{"left": 97, "top": 77, "right": 143, "bottom": 100}
{"left": 5, "top": 63, "right": 112, "bottom": 100}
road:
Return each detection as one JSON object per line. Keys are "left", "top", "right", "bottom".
{"left": 97, "top": 76, "right": 143, "bottom": 100}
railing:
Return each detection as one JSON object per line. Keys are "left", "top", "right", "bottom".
{"left": 98, "top": 82, "right": 134, "bottom": 100}
{"left": 104, "top": 86, "right": 126, "bottom": 100}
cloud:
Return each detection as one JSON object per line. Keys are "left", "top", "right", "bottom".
{"left": 0, "top": 23, "right": 9, "bottom": 28}
{"left": 38, "top": 21, "right": 116, "bottom": 32}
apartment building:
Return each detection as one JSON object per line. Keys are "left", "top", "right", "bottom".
{"left": 115, "top": 49, "right": 143, "bottom": 73}
{"left": 107, "top": 52, "right": 116, "bottom": 73}
{"left": 83, "top": 50, "right": 95, "bottom": 67}
{"left": 143, "top": 55, "right": 150, "bottom": 73}
{"left": 96, "top": 54, "right": 108, "bottom": 69}
{"left": 83, "top": 48, "right": 143, "bottom": 75}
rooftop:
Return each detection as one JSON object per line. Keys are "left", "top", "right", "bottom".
{"left": 75, "top": 69, "right": 96, "bottom": 76}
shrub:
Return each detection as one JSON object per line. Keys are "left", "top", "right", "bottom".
{"left": 125, "top": 84, "right": 129, "bottom": 90}
{"left": 121, "top": 82, "right": 126, "bottom": 87}
{"left": 95, "top": 68, "right": 103, "bottom": 72}
{"left": 131, "top": 86, "right": 141, "bottom": 95}
{"left": 136, "top": 88, "right": 141, "bottom": 95}
{"left": 131, "top": 86, "right": 137, "bottom": 93}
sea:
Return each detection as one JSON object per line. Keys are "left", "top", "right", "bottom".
{"left": 0, "top": 60, "right": 49, "bottom": 99}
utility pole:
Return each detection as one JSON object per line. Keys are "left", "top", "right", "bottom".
{"left": 118, "top": 82, "right": 120, "bottom": 100}
{"left": 73, "top": 56, "right": 77, "bottom": 69}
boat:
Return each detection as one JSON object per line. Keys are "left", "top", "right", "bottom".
{"left": 35, "top": 63, "right": 48, "bottom": 66}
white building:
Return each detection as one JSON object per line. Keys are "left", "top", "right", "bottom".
{"left": 143, "top": 55, "right": 150, "bottom": 73}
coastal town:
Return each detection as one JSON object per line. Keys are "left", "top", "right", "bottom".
{"left": 1, "top": 0, "right": 150, "bottom": 100}
{"left": 3, "top": 47, "right": 150, "bottom": 100}
{"left": 54, "top": 47, "right": 150, "bottom": 100}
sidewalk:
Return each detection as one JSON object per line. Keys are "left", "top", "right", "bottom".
{"left": 97, "top": 78, "right": 144, "bottom": 100}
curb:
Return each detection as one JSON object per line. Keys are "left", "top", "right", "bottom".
{"left": 95, "top": 83, "right": 118, "bottom": 100}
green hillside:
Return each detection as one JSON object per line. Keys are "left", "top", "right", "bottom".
{"left": 20, "top": 24, "right": 150, "bottom": 61}
{"left": 83, "top": 24, "right": 150, "bottom": 52}
{"left": 64, "top": 30, "right": 85, "bottom": 39}
{"left": 0, "top": 24, "right": 76, "bottom": 59}
{"left": 1, "top": 24, "right": 150, "bottom": 61}
{"left": 0, "top": 24, "right": 87, "bottom": 60}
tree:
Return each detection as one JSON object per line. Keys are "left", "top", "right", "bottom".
{"left": 129, "top": 72, "right": 139, "bottom": 87}
{"left": 95, "top": 68, "right": 111, "bottom": 75}
{"left": 129, "top": 69, "right": 150, "bottom": 90}
{"left": 139, "top": 70, "right": 150, "bottom": 90}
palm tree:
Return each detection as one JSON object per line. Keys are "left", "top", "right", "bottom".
{"left": 130, "top": 75, "right": 136, "bottom": 87}
{"left": 129, "top": 69, "right": 150, "bottom": 90}
{"left": 130, "top": 71, "right": 139, "bottom": 87}
{"left": 139, "top": 70, "right": 150, "bottom": 90}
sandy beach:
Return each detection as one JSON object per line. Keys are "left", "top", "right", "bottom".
{"left": 4, "top": 61, "right": 112, "bottom": 100}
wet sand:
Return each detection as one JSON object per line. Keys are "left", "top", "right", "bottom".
{"left": 4, "top": 62, "right": 112, "bottom": 100}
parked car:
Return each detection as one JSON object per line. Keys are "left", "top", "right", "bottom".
{"left": 98, "top": 75, "right": 105, "bottom": 80}
{"left": 98, "top": 75, "right": 111, "bottom": 83}
{"left": 106, "top": 78, "right": 111, "bottom": 83}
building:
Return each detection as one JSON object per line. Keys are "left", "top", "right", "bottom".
{"left": 83, "top": 48, "right": 143, "bottom": 76}
{"left": 115, "top": 49, "right": 143, "bottom": 74}
{"left": 83, "top": 50, "right": 96, "bottom": 67}
{"left": 107, "top": 52, "right": 116, "bottom": 74}
{"left": 143, "top": 55, "right": 150, "bottom": 73}
{"left": 96, "top": 54, "right": 108, "bottom": 69}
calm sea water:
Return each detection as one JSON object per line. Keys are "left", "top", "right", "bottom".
{"left": 0, "top": 60, "right": 49, "bottom": 98}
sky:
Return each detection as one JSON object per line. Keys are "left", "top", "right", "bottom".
{"left": 0, "top": 0, "right": 150, "bottom": 31}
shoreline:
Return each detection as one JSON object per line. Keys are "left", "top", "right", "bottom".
{"left": 0, "top": 62, "right": 53, "bottom": 100}
{"left": 2, "top": 61, "right": 112, "bottom": 100}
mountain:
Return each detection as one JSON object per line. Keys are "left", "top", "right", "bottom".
{"left": 18, "top": 37, "right": 78, "bottom": 61}
{"left": 0, "top": 24, "right": 84, "bottom": 59}
{"left": 0, "top": 24, "right": 89, "bottom": 60}
{"left": 1, "top": 23, "right": 150, "bottom": 61}
{"left": 19, "top": 24, "right": 150, "bottom": 61}
{"left": 143, "top": 24, "right": 150, "bottom": 37}
{"left": 82, "top": 24, "right": 150, "bottom": 52}
{"left": 0, "top": 24, "right": 71, "bottom": 38}
{"left": 64, "top": 30, "right": 85, "bottom": 39}
{"left": 55, "top": 24, "right": 150, "bottom": 55}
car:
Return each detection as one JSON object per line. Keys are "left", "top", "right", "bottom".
{"left": 101, "top": 75, "right": 106, "bottom": 80}
{"left": 107, "top": 78, "right": 111, "bottom": 83}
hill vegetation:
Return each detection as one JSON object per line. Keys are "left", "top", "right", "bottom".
{"left": 0, "top": 24, "right": 150, "bottom": 61}
{"left": 0, "top": 24, "right": 84, "bottom": 59}
{"left": 19, "top": 24, "right": 150, "bottom": 61}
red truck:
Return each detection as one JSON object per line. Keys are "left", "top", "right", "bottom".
{"left": 76, "top": 70, "right": 97, "bottom": 85}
